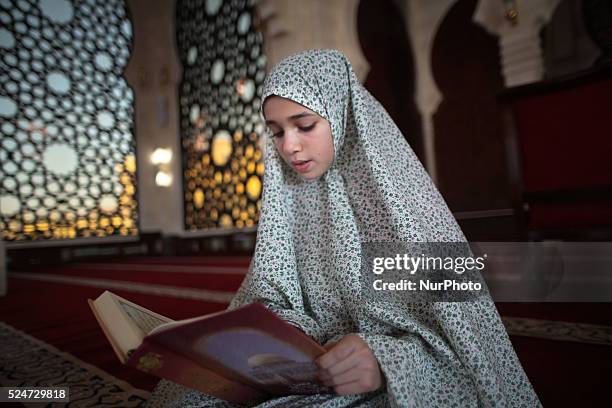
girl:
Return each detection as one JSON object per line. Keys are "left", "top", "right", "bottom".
{"left": 148, "top": 49, "right": 540, "bottom": 407}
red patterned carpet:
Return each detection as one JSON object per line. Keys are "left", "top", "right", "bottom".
{"left": 0, "top": 256, "right": 249, "bottom": 398}
{"left": 1, "top": 256, "right": 611, "bottom": 407}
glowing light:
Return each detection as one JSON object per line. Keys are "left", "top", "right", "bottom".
{"left": 211, "top": 130, "right": 233, "bottom": 166}
{"left": 155, "top": 171, "right": 173, "bottom": 187}
{"left": 151, "top": 148, "right": 172, "bottom": 165}
{"left": 194, "top": 188, "right": 204, "bottom": 208}
{"left": 246, "top": 175, "right": 262, "bottom": 200}
{"left": 219, "top": 214, "right": 233, "bottom": 228}
{"left": 125, "top": 155, "right": 137, "bottom": 173}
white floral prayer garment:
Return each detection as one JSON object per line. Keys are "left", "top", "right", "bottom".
{"left": 147, "top": 49, "right": 541, "bottom": 408}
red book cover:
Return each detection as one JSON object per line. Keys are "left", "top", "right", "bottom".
{"left": 139, "top": 303, "right": 331, "bottom": 397}
{"left": 90, "top": 294, "right": 331, "bottom": 404}
{"left": 127, "top": 339, "right": 267, "bottom": 405}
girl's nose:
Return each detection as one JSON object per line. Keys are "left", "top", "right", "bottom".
{"left": 282, "top": 132, "right": 302, "bottom": 154}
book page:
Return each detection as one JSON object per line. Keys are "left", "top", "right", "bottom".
{"left": 118, "top": 299, "right": 173, "bottom": 335}
{"left": 149, "top": 309, "right": 227, "bottom": 335}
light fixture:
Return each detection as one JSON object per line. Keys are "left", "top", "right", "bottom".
{"left": 502, "top": 0, "right": 519, "bottom": 25}
{"left": 151, "top": 148, "right": 172, "bottom": 165}
{"left": 155, "top": 171, "right": 173, "bottom": 187}
{"left": 151, "top": 147, "right": 173, "bottom": 187}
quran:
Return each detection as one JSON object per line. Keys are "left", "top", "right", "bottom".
{"left": 88, "top": 291, "right": 330, "bottom": 405}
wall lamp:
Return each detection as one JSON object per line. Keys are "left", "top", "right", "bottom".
{"left": 151, "top": 148, "right": 173, "bottom": 187}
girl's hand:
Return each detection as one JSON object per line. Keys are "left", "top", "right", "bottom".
{"left": 315, "top": 334, "right": 384, "bottom": 395}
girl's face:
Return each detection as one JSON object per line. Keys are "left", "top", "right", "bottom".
{"left": 263, "top": 96, "right": 334, "bottom": 181}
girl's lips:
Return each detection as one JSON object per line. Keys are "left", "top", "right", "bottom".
{"left": 292, "top": 160, "right": 312, "bottom": 173}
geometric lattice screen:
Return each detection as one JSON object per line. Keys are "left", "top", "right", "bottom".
{"left": 177, "top": 0, "right": 266, "bottom": 230}
{"left": 0, "top": 0, "right": 138, "bottom": 241}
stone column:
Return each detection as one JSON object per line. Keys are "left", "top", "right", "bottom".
{"left": 255, "top": 0, "right": 370, "bottom": 82}
{"left": 473, "top": 0, "right": 561, "bottom": 87}
{"left": 400, "top": 0, "right": 457, "bottom": 183}
{"left": 125, "top": 0, "right": 184, "bottom": 235}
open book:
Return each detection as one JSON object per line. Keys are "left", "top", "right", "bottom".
{"left": 88, "top": 291, "right": 330, "bottom": 405}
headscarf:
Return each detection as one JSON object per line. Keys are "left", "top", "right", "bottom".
{"left": 226, "top": 49, "right": 540, "bottom": 407}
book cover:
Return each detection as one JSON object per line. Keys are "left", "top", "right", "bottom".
{"left": 89, "top": 292, "right": 331, "bottom": 404}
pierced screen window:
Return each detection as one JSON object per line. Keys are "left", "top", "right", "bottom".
{"left": 177, "top": 0, "right": 266, "bottom": 231}
{"left": 0, "top": 0, "right": 138, "bottom": 241}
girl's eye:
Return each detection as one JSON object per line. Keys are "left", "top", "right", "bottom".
{"left": 266, "top": 127, "right": 283, "bottom": 138}
{"left": 266, "top": 123, "right": 315, "bottom": 138}
{"left": 298, "top": 123, "right": 316, "bottom": 132}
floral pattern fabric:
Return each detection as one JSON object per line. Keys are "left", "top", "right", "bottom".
{"left": 147, "top": 49, "right": 540, "bottom": 408}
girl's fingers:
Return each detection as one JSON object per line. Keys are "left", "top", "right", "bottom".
{"left": 323, "top": 351, "right": 361, "bottom": 377}
{"left": 320, "top": 367, "right": 362, "bottom": 387}
{"left": 316, "top": 341, "right": 355, "bottom": 370}
{"left": 316, "top": 334, "right": 383, "bottom": 394}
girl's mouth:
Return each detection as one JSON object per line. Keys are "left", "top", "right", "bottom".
{"left": 292, "top": 160, "right": 312, "bottom": 173}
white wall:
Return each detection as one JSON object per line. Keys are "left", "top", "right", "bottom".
{"left": 255, "top": 0, "right": 370, "bottom": 82}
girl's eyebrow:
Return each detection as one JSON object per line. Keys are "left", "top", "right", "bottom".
{"left": 265, "top": 112, "right": 315, "bottom": 125}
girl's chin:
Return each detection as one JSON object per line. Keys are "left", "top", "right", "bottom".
{"left": 298, "top": 169, "right": 330, "bottom": 182}
{"left": 297, "top": 169, "right": 322, "bottom": 181}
